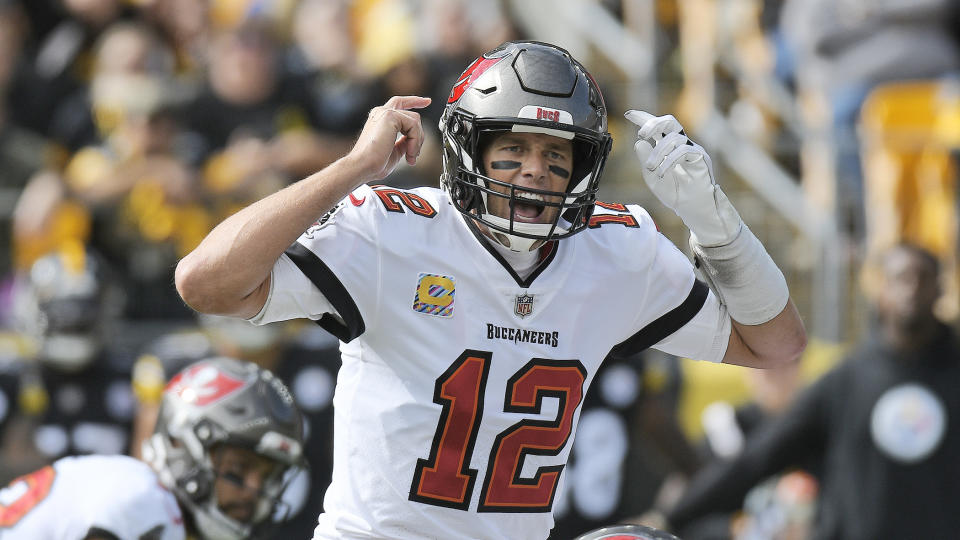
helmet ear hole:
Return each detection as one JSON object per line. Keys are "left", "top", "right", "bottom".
{"left": 177, "top": 466, "right": 213, "bottom": 503}
{"left": 193, "top": 418, "right": 226, "bottom": 447}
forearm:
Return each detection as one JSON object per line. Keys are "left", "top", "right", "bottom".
{"left": 667, "top": 386, "right": 823, "bottom": 529}
{"left": 175, "top": 156, "right": 366, "bottom": 316}
{"left": 692, "top": 226, "right": 806, "bottom": 368}
{"left": 665, "top": 455, "right": 759, "bottom": 529}
{"left": 726, "top": 300, "right": 806, "bottom": 368}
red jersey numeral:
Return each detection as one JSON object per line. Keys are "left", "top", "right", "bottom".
{"left": 588, "top": 214, "right": 639, "bottom": 228}
{"left": 409, "top": 353, "right": 586, "bottom": 512}
{"left": 0, "top": 466, "right": 56, "bottom": 527}
{"left": 372, "top": 187, "right": 437, "bottom": 218}
{"left": 409, "top": 351, "right": 491, "bottom": 509}
{"left": 479, "top": 361, "right": 586, "bottom": 511}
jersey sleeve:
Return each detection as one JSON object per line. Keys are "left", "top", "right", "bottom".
{"left": 651, "top": 287, "right": 730, "bottom": 362}
{"left": 609, "top": 206, "right": 730, "bottom": 363}
{"left": 248, "top": 253, "right": 339, "bottom": 325}
{"left": 248, "top": 185, "right": 382, "bottom": 342}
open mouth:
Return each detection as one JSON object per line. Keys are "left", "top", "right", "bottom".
{"left": 512, "top": 193, "right": 548, "bottom": 222}
{"left": 224, "top": 502, "right": 256, "bottom": 523}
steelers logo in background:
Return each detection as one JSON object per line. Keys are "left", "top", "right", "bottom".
{"left": 870, "top": 383, "right": 946, "bottom": 464}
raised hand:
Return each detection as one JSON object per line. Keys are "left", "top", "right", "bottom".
{"left": 624, "top": 110, "right": 741, "bottom": 247}
{"left": 349, "top": 96, "right": 432, "bottom": 182}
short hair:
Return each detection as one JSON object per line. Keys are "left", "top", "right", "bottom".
{"left": 860, "top": 241, "right": 941, "bottom": 301}
{"left": 881, "top": 242, "right": 940, "bottom": 276}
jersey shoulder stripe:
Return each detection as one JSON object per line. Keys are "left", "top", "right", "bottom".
{"left": 608, "top": 279, "right": 709, "bottom": 359}
{"left": 285, "top": 242, "right": 365, "bottom": 342}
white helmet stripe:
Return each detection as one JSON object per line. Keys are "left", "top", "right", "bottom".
{"left": 511, "top": 124, "right": 575, "bottom": 140}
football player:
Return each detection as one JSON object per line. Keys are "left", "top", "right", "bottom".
{"left": 175, "top": 41, "right": 806, "bottom": 539}
{"left": 0, "top": 356, "right": 305, "bottom": 540}
{"left": 131, "top": 315, "right": 340, "bottom": 539}
{"left": 0, "top": 246, "right": 131, "bottom": 482}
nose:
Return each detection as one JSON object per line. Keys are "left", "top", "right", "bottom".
{"left": 519, "top": 153, "right": 549, "bottom": 185}
{"left": 243, "top": 470, "right": 267, "bottom": 494}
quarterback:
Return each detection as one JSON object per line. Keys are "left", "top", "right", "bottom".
{"left": 176, "top": 41, "right": 806, "bottom": 539}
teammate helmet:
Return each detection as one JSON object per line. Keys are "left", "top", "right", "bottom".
{"left": 15, "top": 246, "right": 123, "bottom": 371}
{"left": 440, "top": 40, "right": 613, "bottom": 251}
{"left": 574, "top": 524, "right": 681, "bottom": 540}
{"left": 142, "top": 356, "right": 305, "bottom": 540}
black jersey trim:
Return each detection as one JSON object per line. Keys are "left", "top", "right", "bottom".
{"left": 285, "top": 242, "right": 365, "bottom": 342}
{"left": 84, "top": 527, "right": 122, "bottom": 540}
{"left": 609, "top": 279, "right": 709, "bottom": 359}
{"left": 463, "top": 216, "right": 559, "bottom": 288}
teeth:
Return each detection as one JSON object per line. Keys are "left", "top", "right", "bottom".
{"left": 517, "top": 193, "right": 545, "bottom": 203}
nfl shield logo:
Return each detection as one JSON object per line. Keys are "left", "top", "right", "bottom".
{"left": 515, "top": 293, "right": 534, "bottom": 318}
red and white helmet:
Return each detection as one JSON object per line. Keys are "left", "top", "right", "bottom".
{"left": 440, "top": 40, "right": 613, "bottom": 251}
{"left": 142, "top": 356, "right": 305, "bottom": 540}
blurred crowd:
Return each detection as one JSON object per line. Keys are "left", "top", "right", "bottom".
{"left": 0, "top": 0, "right": 521, "bottom": 321}
{"left": 1, "top": 0, "right": 960, "bottom": 539}
{"left": 0, "top": 0, "right": 519, "bottom": 537}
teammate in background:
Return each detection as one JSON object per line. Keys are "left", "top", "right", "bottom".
{"left": 644, "top": 243, "right": 960, "bottom": 539}
{"left": 131, "top": 314, "right": 340, "bottom": 539}
{"left": 0, "top": 356, "right": 305, "bottom": 540}
{"left": 175, "top": 41, "right": 806, "bottom": 539}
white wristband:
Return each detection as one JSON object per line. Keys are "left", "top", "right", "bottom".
{"left": 690, "top": 225, "right": 789, "bottom": 325}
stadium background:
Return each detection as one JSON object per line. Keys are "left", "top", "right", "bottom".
{"left": 0, "top": 0, "right": 957, "bottom": 538}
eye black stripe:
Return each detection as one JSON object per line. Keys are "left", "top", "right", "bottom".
{"left": 490, "top": 160, "right": 521, "bottom": 170}
{"left": 548, "top": 165, "right": 570, "bottom": 178}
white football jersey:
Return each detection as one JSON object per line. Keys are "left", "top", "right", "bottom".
{"left": 0, "top": 455, "right": 185, "bottom": 540}
{"left": 251, "top": 185, "right": 731, "bottom": 540}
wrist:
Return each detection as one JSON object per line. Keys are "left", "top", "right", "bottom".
{"left": 681, "top": 185, "right": 744, "bottom": 247}
{"left": 334, "top": 152, "right": 380, "bottom": 186}
{"left": 690, "top": 224, "right": 789, "bottom": 325}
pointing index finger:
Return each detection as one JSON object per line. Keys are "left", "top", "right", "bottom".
{"left": 624, "top": 109, "right": 655, "bottom": 127}
{"left": 624, "top": 110, "right": 658, "bottom": 146}
{"left": 387, "top": 95, "right": 433, "bottom": 111}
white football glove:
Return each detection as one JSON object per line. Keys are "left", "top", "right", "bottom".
{"left": 624, "top": 110, "right": 742, "bottom": 247}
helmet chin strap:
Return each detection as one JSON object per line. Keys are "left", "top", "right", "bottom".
{"left": 193, "top": 502, "right": 252, "bottom": 540}
{"left": 479, "top": 214, "right": 563, "bottom": 252}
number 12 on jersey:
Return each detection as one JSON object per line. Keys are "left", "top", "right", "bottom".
{"left": 409, "top": 350, "right": 586, "bottom": 512}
